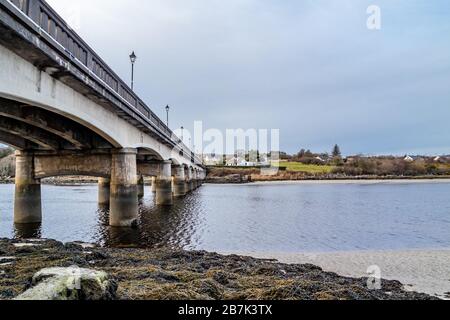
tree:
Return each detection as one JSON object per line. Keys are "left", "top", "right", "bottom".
{"left": 332, "top": 144, "right": 342, "bottom": 158}
{"left": 305, "top": 150, "right": 313, "bottom": 158}
{"left": 297, "top": 149, "right": 306, "bottom": 158}
{"left": 0, "top": 147, "right": 14, "bottom": 159}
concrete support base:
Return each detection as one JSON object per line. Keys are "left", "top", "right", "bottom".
{"left": 155, "top": 179, "right": 173, "bottom": 205}
{"left": 98, "top": 178, "right": 110, "bottom": 206}
{"left": 14, "top": 151, "right": 42, "bottom": 224}
{"left": 109, "top": 149, "right": 138, "bottom": 227}
{"left": 173, "top": 166, "right": 187, "bottom": 197}
{"left": 151, "top": 176, "right": 156, "bottom": 193}
{"left": 155, "top": 161, "right": 173, "bottom": 205}
{"left": 173, "top": 180, "right": 187, "bottom": 197}
{"left": 137, "top": 176, "right": 145, "bottom": 199}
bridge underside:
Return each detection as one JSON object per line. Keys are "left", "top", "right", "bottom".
{"left": 0, "top": 97, "right": 113, "bottom": 151}
{"left": 0, "top": 90, "right": 205, "bottom": 229}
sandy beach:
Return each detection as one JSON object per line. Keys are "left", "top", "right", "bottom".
{"left": 221, "top": 249, "right": 450, "bottom": 299}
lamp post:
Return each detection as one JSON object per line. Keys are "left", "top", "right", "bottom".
{"left": 165, "top": 105, "right": 170, "bottom": 127}
{"left": 181, "top": 126, "right": 184, "bottom": 141}
{"left": 129, "top": 51, "right": 137, "bottom": 91}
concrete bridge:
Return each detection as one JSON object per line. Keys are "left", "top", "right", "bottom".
{"left": 0, "top": 0, "right": 206, "bottom": 227}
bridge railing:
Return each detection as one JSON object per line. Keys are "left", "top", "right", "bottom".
{"left": 6, "top": 0, "right": 202, "bottom": 165}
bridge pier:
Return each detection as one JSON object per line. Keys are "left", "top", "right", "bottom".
{"left": 199, "top": 171, "right": 205, "bottom": 186}
{"left": 151, "top": 176, "right": 156, "bottom": 193}
{"left": 137, "top": 175, "right": 145, "bottom": 199}
{"left": 173, "top": 165, "right": 187, "bottom": 197}
{"left": 187, "top": 168, "right": 194, "bottom": 192}
{"left": 109, "top": 149, "right": 138, "bottom": 227}
{"left": 193, "top": 170, "right": 199, "bottom": 190}
{"left": 98, "top": 178, "right": 110, "bottom": 206}
{"left": 14, "top": 151, "right": 42, "bottom": 224}
{"left": 155, "top": 161, "right": 173, "bottom": 205}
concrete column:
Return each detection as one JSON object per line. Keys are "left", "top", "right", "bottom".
{"left": 199, "top": 171, "right": 204, "bottom": 186}
{"left": 171, "top": 176, "right": 175, "bottom": 195}
{"left": 193, "top": 170, "right": 198, "bottom": 189}
{"left": 14, "top": 151, "right": 42, "bottom": 224}
{"left": 201, "top": 171, "right": 206, "bottom": 185}
{"left": 197, "top": 171, "right": 202, "bottom": 187}
{"left": 187, "top": 168, "right": 194, "bottom": 192}
{"left": 98, "top": 178, "right": 110, "bottom": 206}
{"left": 155, "top": 160, "right": 173, "bottom": 205}
{"left": 173, "top": 166, "right": 187, "bottom": 197}
{"left": 137, "top": 175, "right": 145, "bottom": 199}
{"left": 151, "top": 176, "right": 156, "bottom": 193}
{"left": 109, "top": 149, "right": 138, "bottom": 227}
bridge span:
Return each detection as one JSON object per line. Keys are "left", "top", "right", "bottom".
{"left": 0, "top": 0, "right": 206, "bottom": 227}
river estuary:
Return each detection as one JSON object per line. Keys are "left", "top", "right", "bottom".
{"left": 1, "top": 180, "right": 450, "bottom": 251}
{"left": 1, "top": 180, "right": 450, "bottom": 297}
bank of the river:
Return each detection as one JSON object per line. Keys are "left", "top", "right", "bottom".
{"left": 3, "top": 173, "right": 450, "bottom": 185}
{"left": 206, "top": 174, "right": 450, "bottom": 184}
{"left": 205, "top": 167, "right": 450, "bottom": 184}
{"left": 0, "top": 239, "right": 437, "bottom": 300}
{"left": 0, "top": 176, "right": 98, "bottom": 185}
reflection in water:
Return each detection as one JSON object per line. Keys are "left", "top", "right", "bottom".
{"left": 14, "top": 223, "right": 42, "bottom": 239}
{"left": 99, "top": 190, "right": 203, "bottom": 248}
{"left": 105, "top": 226, "right": 141, "bottom": 247}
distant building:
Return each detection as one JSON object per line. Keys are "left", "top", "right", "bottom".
{"left": 404, "top": 156, "right": 414, "bottom": 162}
{"left": 203, "top": 154, "right": 222, "bottom": 166}
{"left": 216, "top": 153, "right": 271, "bottom": 167}
{"left": 315, "top": 156, "right": 326, "bottom": 163}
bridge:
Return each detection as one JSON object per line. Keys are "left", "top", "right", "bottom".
{"left": 0, "top": 0, "right": 206, "bottom": 227}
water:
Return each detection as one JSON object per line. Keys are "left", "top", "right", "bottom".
{"left": 1, "top": 181, "right": 450, "bottom": 253}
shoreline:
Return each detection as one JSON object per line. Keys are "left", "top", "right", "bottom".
{"left": 2, "top": 176, "right": 450, "bottom": 186}
{"left": 220, "top": 248, "right": 450, "bottom": 299}
{"left": 206, "top": 177, "right": 450, "bottom": 186}
{"left": 0, "top": 238, "right": 438, "bottom": 300}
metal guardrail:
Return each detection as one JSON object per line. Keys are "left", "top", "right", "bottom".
{"left": 4, "top": 0, "right": 202, "bottom": 165}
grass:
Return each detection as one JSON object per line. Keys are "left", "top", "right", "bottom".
{"left": 275, "top": 162, "right": 334, "bottom": 174}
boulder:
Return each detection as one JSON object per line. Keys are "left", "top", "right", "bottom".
{"left": 15, "top": 267, "right": 117, "bottom": 300}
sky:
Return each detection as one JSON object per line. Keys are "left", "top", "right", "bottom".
{"left": 41, "top": 0, "right": 450, "bottom": 156}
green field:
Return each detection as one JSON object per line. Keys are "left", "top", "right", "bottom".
{"left": 275, "top": 162, "right": 335, "bottom": 174}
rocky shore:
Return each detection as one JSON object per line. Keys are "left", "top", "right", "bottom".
{"left": 0, "top": 239, "right": 437, "bottom": 300}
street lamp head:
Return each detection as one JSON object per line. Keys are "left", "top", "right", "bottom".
{"left": 166, "top": 105, "right": 170, "bottom": 112}
{"left": 129, "top": 51, "right": 137, "bottom": 64}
